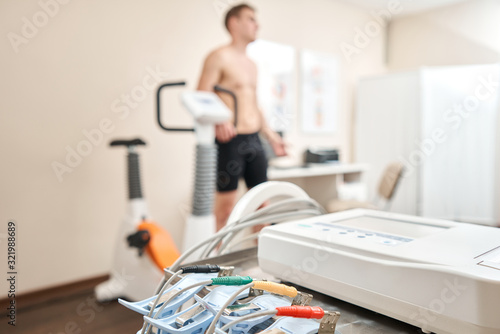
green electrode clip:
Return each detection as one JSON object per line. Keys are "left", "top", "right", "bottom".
{"left": 211, "top": 276, "right": 253, "bottom": 286}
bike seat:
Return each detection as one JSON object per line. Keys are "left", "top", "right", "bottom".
{"left": 109, "top": 138, "right": 146, "bottom": 147}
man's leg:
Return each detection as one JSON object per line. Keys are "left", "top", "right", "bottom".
{"left": 215, "top": 134, "right": 242, "bottom": 231}
{"left": 214, "top": 190, "right": 238, "bottom": 231}
{"left": 243, "top": 133, "right": 269, "bottom": 234}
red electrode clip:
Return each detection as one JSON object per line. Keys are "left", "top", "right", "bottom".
{"left": 275, "top": 306, "right": 325, "bottom": 319}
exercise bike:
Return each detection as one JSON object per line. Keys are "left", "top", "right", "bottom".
{"left": 94, "top": 138, "right": 180, "bottom": 302}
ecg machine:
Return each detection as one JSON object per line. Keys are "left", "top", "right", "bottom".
{"left": 258, "top": 209, "right": 500, "bottom": 334}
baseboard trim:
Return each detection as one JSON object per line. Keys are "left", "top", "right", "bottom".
{"left": 0, "top": 274, "right": 109, "bottom": 312}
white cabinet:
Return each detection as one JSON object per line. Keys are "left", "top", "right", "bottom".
{"left": 356, "top": 64, "right": 500, "bottom": 226}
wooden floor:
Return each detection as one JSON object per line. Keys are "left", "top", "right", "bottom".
{"left": 0, "top": 280, "right": 144, "bottom": 334}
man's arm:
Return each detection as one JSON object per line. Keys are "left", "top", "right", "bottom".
{"left": 197, "top": 51, "right": 236, "bottom": 143}
{"left": 259, "top": 110, "right": 287, "bottom": 157}
{"left": 197, "top": 51, "right": 221, "bottom": 91}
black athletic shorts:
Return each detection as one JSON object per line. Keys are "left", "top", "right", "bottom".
{"left": 216, "top": 132, "right": 268, "bottom": 192}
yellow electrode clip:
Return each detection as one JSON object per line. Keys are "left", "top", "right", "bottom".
{"left": 252, "top": 281, "right": 298, "bottom": 298}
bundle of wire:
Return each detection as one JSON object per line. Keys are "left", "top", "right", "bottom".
{"left": 133, "top": 190, "right": 327, "bottom": 334}
{"left": 141, "top": 274, "right": 302, "bottom": 334}
{"left": 169, "top": 197, "right": 326, "bottom": 271}
{"left": 131, "top": 269, "right": 339, "bottom": 334}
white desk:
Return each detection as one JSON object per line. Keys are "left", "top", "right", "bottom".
{"left": 268, "top": 163, "right": 369, "bottom": 208}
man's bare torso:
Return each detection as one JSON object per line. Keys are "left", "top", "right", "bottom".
{"left": 213, "top": 46, "right": 261, "bottom": 134}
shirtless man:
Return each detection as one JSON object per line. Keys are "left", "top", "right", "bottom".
{"left": 197, "top": 3, "right": 286, "bottom": 231}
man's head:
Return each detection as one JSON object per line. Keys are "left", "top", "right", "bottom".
{"left": 224, "top": 4, "right": 258, "bottom": 42}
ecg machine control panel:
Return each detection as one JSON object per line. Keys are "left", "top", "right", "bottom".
{"left": 296, "top": 221, "right": 414, "bottom": 246}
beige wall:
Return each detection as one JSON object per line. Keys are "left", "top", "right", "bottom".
{"left": 0, "top": 0, "right": 385, "bottom": 296}
{"left": 388, "top": 0, "right": 500, "bottom": 70}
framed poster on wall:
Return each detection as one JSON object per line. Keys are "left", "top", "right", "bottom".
{"left": 300, "top": 49, "right": 338, "bottom": 134}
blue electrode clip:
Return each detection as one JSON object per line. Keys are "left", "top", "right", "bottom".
{"left": 144, "top": 285, "right": 250, "bottom": 333}
{"left": 119, "top": 273, "right": 218, "bottom": 318}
